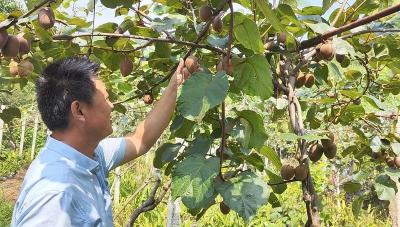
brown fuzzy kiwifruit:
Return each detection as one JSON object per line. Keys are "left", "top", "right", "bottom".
{"left": 219, "top": 56, "right": 233, "bottom": 76}
{"left": 277, "top": 32, "right": 286, "bottom": 44}
{"left": 319, "top": 43, "right": 335, "bottom": 60}
{"left": 199, "top": 5, "right": 213, "bottom": 22}
{"left": 212, "top": 16, "right": 223, "bottom": 33}
{"left": 324, "top": 143, "right": 337, "bottom": 159}
{"left": 394, "top": 156, "right": 400, "bottom": 168}
{"left": 38, "top": 7, "right": 55, "bottom": 29}
{"left": 0, "top": 29, "right": 8, "bottom": 49}
{"left": 182, "top": 67, "right": 191, "bottom": 80}
{"left": 304, "top": 73, "right": 315, "bottom": 88}
{"left": 264, "top": 41, "right": 275, "bottom": 51}
{"left": 2, "top": 35, "right": 20, "bottom": 58}
{"left": 18, "top": 60, "right": 34, "bottom": 77}
{"left": 9, "top": 60, "right": 19, "bottom": 76}
{"left": 185, "top": 55, "right": 199, "bottom": 73}
{"left": 309, "top": 143, "right": 323, "bottom": 162}
{"left": 219, "top": 202, "right": 230, "bottom": 214}
{"left": 321, "top": 132, "right": 335, "bottom": 147}
{"left": 280, "top": 164, "right": 295, "bottom": 180}
{"left": 143, "top": 93, "right": 153, "bottom": 105}
{"left": 386, "top": 156, "right": 395, "bottom": 168}
{"left": 120, "top": 56, "right": 133, "bottom": 77}
{"left": 295, "top": 164, "right": 308, "bottom": 181}
{"left": 17, "top": 34, "right": 31, "bottom": 55}
{"left": 295, "top": 72, "right": 306, "bottom": 88}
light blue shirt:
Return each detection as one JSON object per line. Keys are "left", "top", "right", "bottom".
{"left": 11, "top": 136, "right": 126, "bottom": 227}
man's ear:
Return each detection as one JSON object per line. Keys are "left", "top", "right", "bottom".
{"left": 70, "top": 100, "right": 86, "bottom": 122}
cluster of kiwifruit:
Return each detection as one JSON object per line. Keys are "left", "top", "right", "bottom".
{"left": 219, "top": 201, "right": 230, "bottom": 214}
{"left": 384, "top": 156, "right": 400, "bottom": 168}
{"left": 0, "top": 31, "right": 31, "bottom": 58}
{"left": 308, "top": 132, "right": 337, "bottom": 162}
{"left": 199, "top": 5, "right": 222, "bottom": 33}
{"left": 295, "top": 72, "right": 315, "bottom": 88}
{"left": 8, "top": 59, "right": 34, "bottom": 77}
{"left": 264, "top": 32, "right": 287, "bottom": 51}
{"left": 280, "top": 163, "right": 309, "bottom": 181}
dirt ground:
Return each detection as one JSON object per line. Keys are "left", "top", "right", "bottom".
{"left": 0, "top": 168, "right": 27, "bottom": 204}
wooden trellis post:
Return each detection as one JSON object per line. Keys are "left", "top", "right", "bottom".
{"left": 19, "top": 114, "right": 27, "bottom": 156}
{"left": 31, "top": 114, "right": 39, "bottom": 160}
{"left": 114, "top": 166, "right": 121, "bottom": 206}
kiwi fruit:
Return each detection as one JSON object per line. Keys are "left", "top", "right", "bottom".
{"left": 264, "top": 41, "right": 275, "bottom": 51}
{"left": 324, "top": 143, "right": 337, "bottom": 159}
{"left": 277, "top": 32, "right": 286, "bottom": 44}
{"left": 0, "top": 29, "right": 8, "bottom": 49}
{"left": 295, "top": 72, "right": 306, "bottom": 88}
{"left": 185, "top": 55, "right": 199, "bottom": 73}
{"left": 17, "top": 34, "right": 31, "bottom": 55}
{"left": 219, "top": 202, "right": 230, "bottom": 215}
{"left": 309, "top": 143, "right": 323, "bottom": 162}
{"left": 394, "top": 156, "right": 400, "bottom": 168}
{"left": 280, "top": 164, "right": 295, "bottom": 180}
{"left": 38, "top": 7, "right": 55, "bottom": 29}
{"left": 143, "top": 93, "right": 153, "bottom": 105}
{"left": 386, "top": 157, "right": 395, "bottom": 168}
{"left": 199, "top": 5, "right": 213, "bottom": 22}
{"left": 120, "top": 56, "right": 133, "bottom": 76}
{"left": 182, "top": 67, "right": 191, "bottom": 79}
{"left": 2, "top": 35, "right": 20, "bottom": 58}
{"left": 18, "top": 60, "right": 34, "bottom": 77}
{"left": 220, "top": 56, "right": 233, "bottom": 75}
{"left": 319, "top": 43, "right": 335, "bottom": 60}
{"left": 335, "top": 54, "right": 345, "bottom": 63}
{"left": 304, "top": 74, "right": 315, "bottom": 88}
{"left": 321, "top": 132, "right": 335, "bottom": 147}
{"left": 212, "top": 16, "right": 223, "bottom": 33}
{"left": 9, "top": 60, "right": 19, "bottom": 76}
{"left": 295, "top": 164, "right": 308, "bottom": 181}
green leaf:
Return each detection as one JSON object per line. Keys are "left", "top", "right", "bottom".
{"left": 172, "top": 155, "right": 219, "bottom": 210}
{"left": 233, "top": 55, "right": 273, "bottom": 99}
{"left": 375, "top": 174, "right": 397, "bottom": 201}
{"left": 255, "top": 0, "right": 283, "bottom": 31}
{"left": 233, "top": 13, "right": 264, "bottom": 54}
{"left": 153, "top": 143, "right": 182, "bottom": 168}
{"left": 93, "top": 48, "right": 123, "bottom": 71}
{"left": 332, "top": 37, "right": 356, "bottom": 56}
{"left": 259, "top": 146, "right": 282, "bottom": 170}
{"left": 268, "top": 193, "right": 281, "bottom": 208}
{"left": 338, "top": 105, "right": 365, "bottom": 125}
{"left": 170, "top": 115, "right": 195, "bottom": 138}
{"left": 306, "top": 22, "right": 333, "bottom": 34}
{"left": 236, "top": 110, "right": 267, "bottom": 149}
{"left": 343, "top": 181, "right": 362, "bottom": 193}
{"left": 266, "top": 169, "right": 287, "bottom": 194}
{"left": 362, "top": 95, "right": 386, "bottom": 110}
{"left": 186, "top": 136, "right": 212, "bottom": 156}
{"left": 0, "top": 107, "right": 21, "bottom": 123}
{"left": 177, "top": 72, "right": 229, "bottom": 121}
{"left": 215, "top": 171, "right": 269, "bottom": 222}
{"left": 352, "top": 196, "right": 364, "bottom": 217}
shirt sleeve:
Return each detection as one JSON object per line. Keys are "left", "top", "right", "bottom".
{"left": 97, "top": 137, "right": 126, "bottom": 172}
{"left": 14, "top": 191, "right": 80, "bottom": 227}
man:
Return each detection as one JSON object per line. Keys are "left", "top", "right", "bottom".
{"left": 11, "top": 56, "right": 187, "bottom": 226}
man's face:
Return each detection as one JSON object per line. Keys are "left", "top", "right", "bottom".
{"left": 84, "top": 78, "right": 114, "bottom": 139}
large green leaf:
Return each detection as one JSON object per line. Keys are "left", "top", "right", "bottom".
{"left": 259, "top": 146, "right": 282, "bottom": 170}
{"left": 153, "top": 143, "right": 182, "bottom": 168}
{"left": 186, "top": 136, "right": 213, "bottom": 156}
{"left": 170, "top": 115, "right": 195, "bottom": 138}
{"left": 236, "top": 110, "right": 267, "bottom": 149}
{"left": 233, "top": 13, "right": 264, "bottom": 54}
{"left": 172, "top": 155, "right": 219, "bottom": 210}
{"left": 215, "top": 171, "right": 269, "bottom": 222}
{"left": 0, "top": 107, "right": 21, "bottom": 123}
{"left": 233, "top": 55, "right": 273, "bottom": 99}
{"left": 374, "top": 174, "right": 397, "bottom": 201}
{"left": 265, "top": 169, "right": 287, "bottom": 194}
{"left": 177, "top": 72, "right": 229, "bottom": 121}
{"left": 255, "top": 0, "right": 284, "bottom": 31}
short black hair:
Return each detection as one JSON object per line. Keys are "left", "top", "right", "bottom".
{"left": 36, "top": 56, "right": 100, "bottom": 131}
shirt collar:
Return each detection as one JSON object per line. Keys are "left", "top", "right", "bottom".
{"left": 44, "top": 135, "right": 99, "bottom": 172}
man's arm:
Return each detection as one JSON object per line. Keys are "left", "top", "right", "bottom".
{"left": 122, "top": 59, "right": 186, "bottom": 163}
